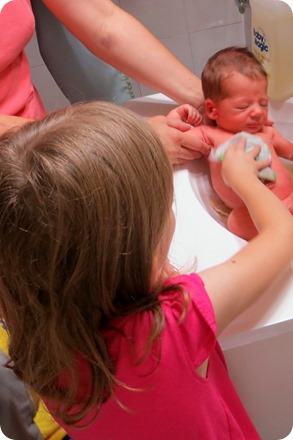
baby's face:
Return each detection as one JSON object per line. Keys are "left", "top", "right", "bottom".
{"left": 215, "top": 72, "right": 269, "bottom": 134}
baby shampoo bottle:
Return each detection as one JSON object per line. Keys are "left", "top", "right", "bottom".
{"left": 250, "top": 0, "right": 293, "bottom": 100}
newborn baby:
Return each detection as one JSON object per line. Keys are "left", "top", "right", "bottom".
{"left": 168, "top": 46, "right": 293, "bottom": 240}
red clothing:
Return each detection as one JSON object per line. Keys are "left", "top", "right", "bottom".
{"left": 48, "top": 274, "right": 261, "bottom": 439}
{"left": 0, "top": 0, "right": 45, "bottom": 118}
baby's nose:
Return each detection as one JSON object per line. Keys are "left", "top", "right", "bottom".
{"left": 250, "top": 105, "right": 263, "bottom": 117}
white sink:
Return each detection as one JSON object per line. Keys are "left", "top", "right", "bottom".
{"left": 124, "top": 94, "right": 293, "bottom": 440}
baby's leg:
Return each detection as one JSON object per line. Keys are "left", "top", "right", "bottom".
{"left": 227, "top": 207, "right": 258, "bottom": 241}
{"left": 228, "top": 192, "right": 293, "bottom": 241}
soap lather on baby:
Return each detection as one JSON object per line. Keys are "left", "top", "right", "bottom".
{"left": 169, "top": 46, "right": 293, "bottom": 241}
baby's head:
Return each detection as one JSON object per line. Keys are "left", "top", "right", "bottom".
{"left": 0, "top": 101, "right": 173, "bottom": 358}
{"left": 202, "top": 46, "right": 267, "bottom": 101}
{"left": 202, "top": 47, "right": 269, "bottom": 133}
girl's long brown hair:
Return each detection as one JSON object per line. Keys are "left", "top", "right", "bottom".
{"left": 0, "top": 102, "right": 174, "bottom": 424}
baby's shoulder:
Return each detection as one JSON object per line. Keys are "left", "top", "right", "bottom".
{"left": 259, "top": 125, "right": 275, "bottom": 143}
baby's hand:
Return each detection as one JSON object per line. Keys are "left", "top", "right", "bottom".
{"left": 167, "top": 104, "right": 202, "bottom": 126}
{"left": 221, "top": 137, "right": 272, "bottom": 192}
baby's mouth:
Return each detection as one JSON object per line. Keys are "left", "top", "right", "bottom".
{"left": 246, "top": 123, "right": 262, "bottom": 131}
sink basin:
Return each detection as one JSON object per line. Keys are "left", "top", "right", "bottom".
{"left": 188, "top": 156, "right": 228, "bottom": 229}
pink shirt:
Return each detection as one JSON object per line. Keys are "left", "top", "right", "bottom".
{"left": 48, "top": 273, "right": 261, "bottom": 439}
{"left": 0, "top": 0, "right": 45, "bottom": 118}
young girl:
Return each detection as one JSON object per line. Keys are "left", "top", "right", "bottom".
{"left": 0, "top": 101, "right": 292, "bottom": 439}
{"left": 169, "top": 47, "right": 293, "bottom": 240}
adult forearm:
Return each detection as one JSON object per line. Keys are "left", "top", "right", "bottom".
{"left": 43, "top": 0, "right": 203, "bottom": 107}
{"left": 99, "top": 12, "right": 203, "bottom": 107}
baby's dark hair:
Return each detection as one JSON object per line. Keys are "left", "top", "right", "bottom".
{"left": 202, "top": 46, "right": 267, "bottom": 101}
{"left": 0, "top": 101, "right": 174, "bottom": 425}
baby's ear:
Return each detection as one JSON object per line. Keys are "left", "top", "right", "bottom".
{"left": 205, "top": 99, "right": 218, "bottom": 120}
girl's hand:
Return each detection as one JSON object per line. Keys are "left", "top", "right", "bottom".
{"left": 221, "top": 137, "right": 271, "bottom": 194}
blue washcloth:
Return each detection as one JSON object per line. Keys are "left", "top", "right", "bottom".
{"left": 209, "top": 131, "right": 276, "bottom": 182}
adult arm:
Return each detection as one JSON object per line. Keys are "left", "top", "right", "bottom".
{"left": 41, "top": 0, "right": 203, "bottom": 108}
{"left": 31, "top": 0, "right": 134, "bottom": 104}
{"left": 199, "top": 140, "right": 293, "bottom": 336}
{"left": 0, "top": 115, "right": 32, "bottom": 136}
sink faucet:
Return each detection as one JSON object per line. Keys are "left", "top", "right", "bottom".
{"left": 235, "top": 0, "right": 250, "bottom": 14}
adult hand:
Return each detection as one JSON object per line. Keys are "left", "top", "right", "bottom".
{"left": 148, "top": 115, "right": 210, "bottom": 165}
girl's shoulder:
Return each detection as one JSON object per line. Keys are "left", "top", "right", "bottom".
{"left": 163, "top": 273, "right": 215, "bottom": 325}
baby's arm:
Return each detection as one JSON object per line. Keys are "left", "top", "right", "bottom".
{"left": 199, "top": 139, "right": 293, "bottom": 336}
{"left": 179, "top": 125, "right": 212, "bottom": 155}
{"left": 272, "top": 128, "right": 293, "bottom": 160}
{"left": 167, "top": 104, "right": 202, "bottom": 126}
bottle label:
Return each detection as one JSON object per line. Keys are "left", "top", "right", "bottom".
{"left": 252, "top": 26, "right": 271, "bottom": 78}
{"left": 253, "top": 27, "right": 269, "bottom": 53}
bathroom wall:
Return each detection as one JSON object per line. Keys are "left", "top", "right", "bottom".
{"left": 25, "top": 0, "right": 246, "bottom": 112}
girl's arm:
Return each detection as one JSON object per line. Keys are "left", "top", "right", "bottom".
{"left": 199, "top": 139, "right": 293, "bottom": 336}
{"left": 41, "top": 0, "right": 203, "bottom": 107}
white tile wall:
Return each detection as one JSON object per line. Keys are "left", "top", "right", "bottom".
{"left": 120, "top": 0, "right": 188, "bottom": 39}
{"left": 189, "top": 22, "right": 246, "bottom": 76}
{"left": 25, "top": 1, "right": 247, "bottom": 112}
{"left": 184, "top": 0, "right": 241, "bottom": 32}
